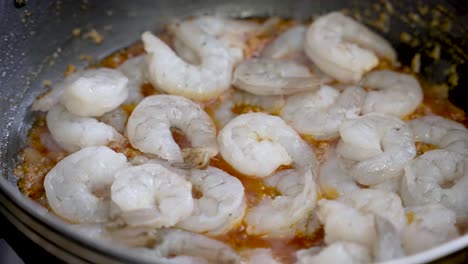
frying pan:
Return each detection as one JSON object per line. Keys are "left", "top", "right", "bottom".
{"left": 0, "top": 0, "right": 467, "bottom": 263}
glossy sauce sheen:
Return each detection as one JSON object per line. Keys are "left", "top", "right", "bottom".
{"left": 15, "top": 17, "right": 467, "bottom": 263}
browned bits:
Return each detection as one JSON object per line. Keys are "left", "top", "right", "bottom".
{"left": 84, "top": 29, "right": 104, "bottom": 44}
{"left": 64, "top": 64, "right": 76, "bottom": 77}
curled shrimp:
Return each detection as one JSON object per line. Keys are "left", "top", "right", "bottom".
{"left": 409, "top": 115, "right": 468, "bottom": 155}
{"left": 173, "top": 16, "right": 260, "bottom": 64}
{"left": 126, "top": 95, "right": 218, "bottom": 165}
{"left": 281, "top": 85, "right": 366, "bottom": 140}
{"left": 218, "top": 113, "right": 316, "bottom": 177}
{"left": 401, "top": 149, "right": 468, "bottom": 219}
{"left": 213, "top": 89, "right": 285, "bottom": 128}
{"left": 245, "top": 167, "right": 318, "bottom": 236}
{"left": 362, "top": 70, "right": 423, "bottom": 117}
{"left": 373, "top": 215, "right": 405, "bottom": 261}
{"left": 318, "top": 149, "right": 360, "bottom": 198}
{"left": 305, "top": 12, "right": 396, "bottom": 83}
{"left": 261, "top": 25, "right": 307, "bottom": 60}
{"left": 401, "top": 204, "right": 459, "bottom": 254}
{"left": 176, "top": 167, "right": 246, "bottom": 235}
{"left": 232, "top": 58, "right": 322, "bottom": 95}
{"left": 46, "top": 104, "right": 124, "bottom": 152}
{"left": 337, "top": 113, "right": 416, "bottom": 185}
{"left": 44, "top": 146, "right": 128, "bottom": 223}
{"left": 61, "top": 68, "right": 129, "bottom": 117}
{"left": 110, "top": 163, "right": 194, "bottom": 228}
{"left": 118, "top": 55, "right": 147, "bottom": 105}
{"left": 142, "top": 23, "right": 234, "bottom": 100}
{"left": 296, "top": 242, "right": 371, "bottom": 264}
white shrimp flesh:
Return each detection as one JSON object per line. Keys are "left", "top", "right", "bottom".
{"left": 261, "top": 25, "right": 306, "bottom": 60}
{"left": 118, "top": 55, "right": 147, "bottom": 105}
{"left": 46, "top": 104, "right": 124, "bottom": 152}
{"left": 362, "top": 70, "right": 423, "bottom": 117}
{"left": 241, "top": 248, "right": 281, "bottom": 264}
{"left": 337, "top": 113, "right": 416, "bottom": 185}
{"left": 61, "top": 68, "right": 129, "bottom": 117}
{"left": 401, "top": 149, "right": 468, "bottom": 219}
{"left": 218, "top": 113, "right": 316, "bottom": 177}
{"left": 305, "top": 12, "right": 396, "bottom": 83}
{"left": 233, "top": 58, "right": 322, "bottom": 95}
{"left": 176, "top": 166, "right": 246, "bottom": 235}
{"left": 296, "top": 242, "right": 371, "bottom": 264}
{"left": 110, "top": 163, "right": 194, "bottom": 228}
{"left": 142, "top": 23, "right": 234, "bottom": 100}
{"left": 281, "top": 85, "right": 366, "bottom": 140}
{"left": 126, "top": 95, "right": 218, "bottom": 164}
{"left": 44, "top": 146, "right": 128, "bottom": 223}
{"left": 401, "top": 204, "right": 459, "bottom": 254}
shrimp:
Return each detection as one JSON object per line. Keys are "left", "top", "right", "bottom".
{"left": 337, "top": 113, "right": 416, "bottom": 185}
{"left": 61, "top": 68, "right": 129, "bottom": 117}
{"left": 32, "top": 72, "right": 81, "bottom": 112}
{"left": 118, "top": 55, "right": 147, "bottom": 105}
{"left": 400, "top": 149, "right": 468, "bottom": 219}
{"left": 339, "top": 189, "right": 406, "bottom": 232}
{"left": 213, "top": 89, "right": 285, "bottom": 128}
{"left": 43, "top": 146, "right": 128, "bottom": 223}
{"left": 176, "top": 167, "right": 246, "bottom": 235}
{"left": 142, "top": 23, "right": 234, "bottom": 100}
{"left": 46, "top": 104, "right": 124, "bottom": 152}
{"left": 261, "top": 25, "right": 307, "bottom": 60}
{"left": 232, "top": 58, "right": 322, "bottom": 95}
{"left": 401, "top": 204, "right": 459, "bottom": 254}
{"left": 175, "top": 16, "right": 260, "bottom": 64}
{"left": 318, "top": 148, "right": 360, "bottom": 198}
{"left": 99, "top": 107, "right": 128, "bottom": 133}
{"left": 317, "top": 199, "right": 376, "bottom": 247}
{"left": 110, "top": 163, "right": 194, "bottom": 228}
{"left": 126, "top": 95, "right": 218, "bottom": 164}
{"left": 304, "top": 12, "right": 396, "bottom": 83}
{"left": 369, "top": 176, "right": 401, "bottom": 194}
{"left": 281, "top": 85, "right": 366, "bottom": 140}
{"left": 372, "top": 215, "right": 405, "bottom": 261}
{"left": 409, "top": 115, "right": 468, "bottom": 155}
{"left": 296, "top": 242, "right": 371, "bottom": 264}
{"left": 245, "top": 167, "right": 318, "bottom": 236}
{"left": 361, "top": 70, "right": 423, "bottom": 117}
{"left": 241, "top": 248, "right": 281, "bottom": 264}
{"left": 218, "top": 113, "right": 316, "bottom": 177}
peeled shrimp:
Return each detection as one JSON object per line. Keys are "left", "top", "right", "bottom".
{"left": 241, "top": 249, "right": 281, "bottom": 264}
{"left": 61, "top": 68, "right": 129, "bottom": 117}
{"left": 401, "top": 204, "right": 459, "bottom": 254}
{"left": 126, "top": 228, "right": 241, "bottom": 264}
{"left": 317, "top": 199, "right": 376, "bottom": 247}
{"left": 218, "top": 113, "right": 316, "bottom": 177}
{"left": 233, "top": 58, "right": 322, "bottom": 95}
{"left": 126, "top": 95, "right": 218, "bottom": 164}
{"left": 337, "top": 113, "right": 416, "bottom": 185}
{"left": 111, "top": 163, "right": 194, "bottom": 228}
{"left": 305, "top": 12, "right": 396, "bottom": 83}
{"left": 118, "top": 55, "right": 147, "bottom": 104}
{"left": 99, "top": 107, "right": 128, "bottom": 133}
{"left": 296, "top": 242, "right": 371, "bottom": 264}
{"left": 339, "top": 189, "right": 406, "bottom": 232}
{"left": 245, "top": 167, "right": 318, "bottom": 236}
{"left": 32, "top": 72, "right": 80, "bottom": 112}
{"left": 213, "top": 89, "right": 284, "bottom": 128}
{"left": 401, "top": 149, "right": 468, "bottom": 219}
{"left": 174, "top": 16, "right": 260, "bottom": 64}
{"left": 373, "top": 215, "right": 405, "bottom": 262}
{"left": 261, "top": 25, "right": 306, "bottom": 60}
{"left": 318, "top": 149, "right": 360, "bottom": 198}
{"left": 46, "top": 104, "right": 124, "bottom": 152}
{"left": 281, "top": 85, "right": 366, "bottom": 140}
{"left": 142, "top": 24, "right": 234, "bottom": 100}
{"left": 44, "top": 146, "right": 128, "bottom": 223}
{"left": 176, "top": 167, "right": 246, "bottom": 235}
{"left": 409, "top": 115, "right": 468, "bottom": 155}
{"left": 362, "top": 70, "right": 423, "bottom": 117}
